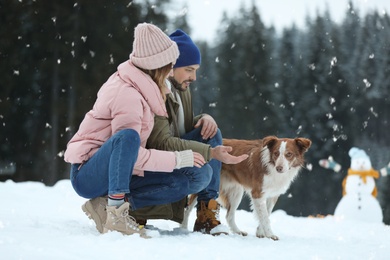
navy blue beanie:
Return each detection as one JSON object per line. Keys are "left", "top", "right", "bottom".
{"left": 169, "top": 29, "right": 201, "bottom": 68}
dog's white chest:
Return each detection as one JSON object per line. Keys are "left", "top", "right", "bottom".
{"left": 262, "top": 169, "right": 299, "bottom": 197}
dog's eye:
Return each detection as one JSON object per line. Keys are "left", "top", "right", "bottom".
{"left": 285, "top": 152, "right": 293, "bottom": 158}
{"left": 274, "top": 151, "right": 280, "bottom": 157}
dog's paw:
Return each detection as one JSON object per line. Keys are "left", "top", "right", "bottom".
{"left": 235, "top": 230, "right": 248, "bottom": 236}
{"left": 256, "top": 228, "right": 279, "bottom": 240}
{"left": 256, "top": 233, "right": 265, "bottom": 239}
{"left": 256, "top": 233, "right": 279, "bottom": 240}
{"left": 230, "top": 228, "right": 248, "bottom": 236}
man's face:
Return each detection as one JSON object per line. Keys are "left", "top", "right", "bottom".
{"left": 170, "top": 64, "right": 200, "bottom": 91}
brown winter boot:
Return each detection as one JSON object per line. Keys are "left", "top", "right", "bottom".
{"left": 103, "top": 202, "right": 150, "bottom": 238}
{"left": 81, "top": 197, "right": 108, "bottom": 233}
{"left": 193, "top": 199, "right": 229, "bottom": 235}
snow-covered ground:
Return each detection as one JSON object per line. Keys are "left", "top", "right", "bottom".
{"left": 1, "top": 179, "right": 389, "bottom": 260}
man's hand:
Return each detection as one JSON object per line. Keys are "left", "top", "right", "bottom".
{"left": 210, "top": 146, "right": 249, "bottom": 164}
{"left": 194, "top": 114, "right": 218, "bottom": 139}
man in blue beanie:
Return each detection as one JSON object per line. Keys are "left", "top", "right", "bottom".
{"left": 144, "top": 29, "right": 248, "bottom": 235}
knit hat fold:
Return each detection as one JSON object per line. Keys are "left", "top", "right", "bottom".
{"left": 169, "top": 29, "right": 201, "bottom": 68}
{"left": 130, "top": 23, "right": 179, "bottom": 70}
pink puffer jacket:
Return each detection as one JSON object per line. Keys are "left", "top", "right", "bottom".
{"left": 64, "top": 60, "right": 176, "bottom": 176}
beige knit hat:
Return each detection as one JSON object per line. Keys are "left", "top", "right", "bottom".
{"left": 130, "top": 23, "right": 179, "bottom": 70}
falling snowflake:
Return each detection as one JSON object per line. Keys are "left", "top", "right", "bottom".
{"left": 178, "top": 7, "right": 188, "bottom": 16}
{"left": 369, "top": 107, "right": 378, "bottom": 117}
{"left": 363, "top": 79, "right": 371, "bottom": 88}
{"left": 308, "top": 63, "right": 316, "bottom": 70}
{"left": 330, "top": 57, "right": 337, "bottom": 67}
{"left": 296, "top": 125, "right": 302, "bottom": 134}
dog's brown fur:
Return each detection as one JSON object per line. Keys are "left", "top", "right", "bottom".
{"left": 182, "top": 136, "right": 312, "bottom": 240}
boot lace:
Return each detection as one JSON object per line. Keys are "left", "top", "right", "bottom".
{"left": 120, "top": 209, "right": 143, "bottom": 231}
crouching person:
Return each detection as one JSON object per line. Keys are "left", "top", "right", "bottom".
{"left": 64, "top": 23, "right": 210, "bottom": 238}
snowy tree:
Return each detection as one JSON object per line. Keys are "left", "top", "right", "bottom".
{"left": 215, "top": 4, "right": 277, "bottom": 139}
{"left": 0, "top": 0, "right": 172, "bottom": 185}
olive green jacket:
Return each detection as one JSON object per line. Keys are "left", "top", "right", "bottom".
{"left": 131, "top": 82, "right": 211, "bottom": 223}
{"left": 146, "top": 84, "right": 211, "bottom": 161}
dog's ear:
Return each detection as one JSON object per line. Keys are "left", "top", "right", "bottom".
{"left": 262, "top": 136, "right": 278, "bottom": 149}
{"left": 295, "top": 138, "right": 312, "bottom": 153}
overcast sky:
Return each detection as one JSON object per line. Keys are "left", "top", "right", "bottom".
{"left": 173, "top": 0, "right": 390, "bottom": 42}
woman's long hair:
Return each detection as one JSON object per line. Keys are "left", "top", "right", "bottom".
{"left": 139, "top": 63, "right": 172, "bottom": 102}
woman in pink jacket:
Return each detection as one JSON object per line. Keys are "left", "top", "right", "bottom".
{"left": 64, "top": 23, "right": 207, "bottom": 238}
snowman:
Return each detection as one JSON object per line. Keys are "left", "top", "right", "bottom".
{"left": 333, "top": 147, "right": 383, "bottom": 222}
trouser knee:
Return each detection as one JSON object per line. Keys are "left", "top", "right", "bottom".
{"left": 114, "top": 129, "right": 140, "bottom": 147}
{"left": 209, "top": 128, "right": 222, "bottom": 147}
{"left": 189, "top": 164, "right": 213, "bottom": 194}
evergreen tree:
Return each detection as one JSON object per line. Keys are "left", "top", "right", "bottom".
{"left": 337, "top": 1, "right": 365, "bottom": 150}
{"left": 275, "top": 25, "right": 308, "bottom": 136}
{"left": 171, "top": 3, "right": 191, "bottom": 34}
{"left": 0, "top": 1, "right": 171, "bottom": 185}
{"left": 215, "top": 4, "right": 276, "bottom": 139}
{"left": 192, "top": 41, "right": 219, "bottom": 116}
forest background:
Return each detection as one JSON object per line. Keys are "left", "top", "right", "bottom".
{"left": 1, "top": 1, "right": 389, "bottom": 224}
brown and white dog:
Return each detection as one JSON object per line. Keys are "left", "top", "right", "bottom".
{"left": 182, "top": 136, "right": 311, "bottom": 240}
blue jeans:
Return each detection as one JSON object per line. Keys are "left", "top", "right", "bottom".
{"left": 70, "top": 129, "right": 213, "bottom": 210}
{"left": 181, "top": 127, "right": 222, "bottom": 202}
